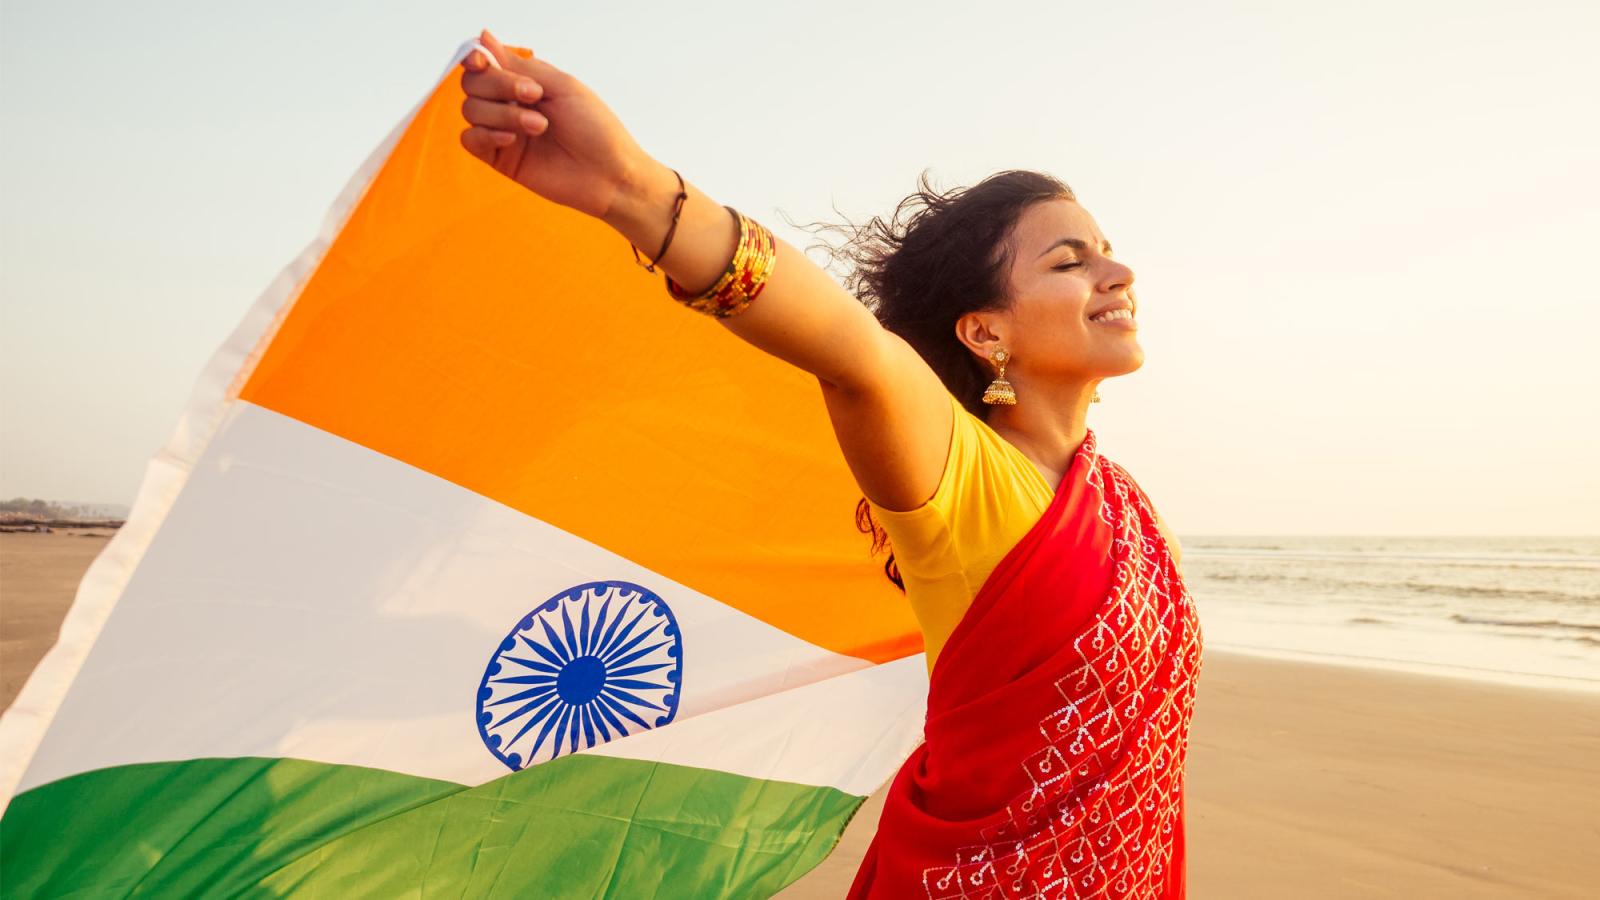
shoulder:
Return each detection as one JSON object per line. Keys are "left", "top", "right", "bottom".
{"left": 866, "top": 393, "right": 970, "bottom": 532}
{"left": 875, "top": 398, "right": 1053, "bottom": 565}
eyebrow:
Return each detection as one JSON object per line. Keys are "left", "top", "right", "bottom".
{"left": 1037, "top": 237, "right": 1113, "bottom": 259}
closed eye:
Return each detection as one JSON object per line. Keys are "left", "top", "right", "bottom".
{"left": 1053, "top": 262, "right": 1082, "bottom": 270}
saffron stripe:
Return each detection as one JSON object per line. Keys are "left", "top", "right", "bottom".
{"left": 231, "top": 57, "right": 919, "bottom": 663}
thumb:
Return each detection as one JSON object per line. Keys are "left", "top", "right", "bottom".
{"left": 479, "top": 29, "right": 562, "bottom": 85}
{"left": 478, "top": 29, "right": 512, "bottom": 68}
{"left": 479, "top": 29, "right": 531, "bottom": 70}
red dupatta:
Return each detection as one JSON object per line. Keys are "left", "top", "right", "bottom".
{"left": 848, "top": 428, "right": 1203, "bottom": 899}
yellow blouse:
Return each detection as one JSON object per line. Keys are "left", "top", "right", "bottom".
{"left": 867, "top": 394, "right": 1056, "bottom": 670}
{"left": 868, "top": 393, "right": 1181, "bottom": 671}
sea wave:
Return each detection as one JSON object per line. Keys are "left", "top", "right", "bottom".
{"left": 1185, "top": 548, "right": 1600, "bottom": 569}
{"left": 1203, "top": 641, "right": 1600, "bottom": 691}
{"left": 1193, "top": 570, "right": 1597, "bottom": 607}
{"left": 1448, "top": 613, "right": 1600, "bottom": 633}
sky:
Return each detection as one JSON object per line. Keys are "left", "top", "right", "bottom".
{"left": 1, "top": 0, "right": 1596, "bottom": 534}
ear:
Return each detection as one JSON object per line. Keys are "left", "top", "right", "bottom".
{"left": 954, "top": 310, "right": 1007, "bottom": 367}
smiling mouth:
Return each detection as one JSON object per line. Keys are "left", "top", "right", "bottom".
{"left": 1088, "top": 308, "right": 1134, "bottom": 324}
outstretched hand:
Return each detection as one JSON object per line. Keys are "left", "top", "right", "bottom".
{"left": 458, "top": 30, "right": 649, "bottom": 221}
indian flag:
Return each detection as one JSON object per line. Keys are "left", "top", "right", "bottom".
{"left": 0, "top": 41, "right": 926, "bottom": 898}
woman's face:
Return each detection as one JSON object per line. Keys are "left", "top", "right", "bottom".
{"left": 975, "top": 197, "right": 1143, "bottom": 384}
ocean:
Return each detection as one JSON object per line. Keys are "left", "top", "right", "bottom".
{"left": 1179, "top": 535, "right": 1600, "bottom": 694}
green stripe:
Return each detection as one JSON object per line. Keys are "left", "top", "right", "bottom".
{"left": 1, "top": 755, "right": 864, "bottom": 898}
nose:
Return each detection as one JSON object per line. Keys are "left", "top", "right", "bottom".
{"left": 1100, "top": 258, "right": 1135, "bottom": 297}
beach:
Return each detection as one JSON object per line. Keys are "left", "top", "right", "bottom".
{"left": 5, "top": 530, "right": 1599, "bottom": 898}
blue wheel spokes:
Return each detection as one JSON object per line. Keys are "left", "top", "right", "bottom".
{"left": 478, "top": 582, "right": 682, "bottom": 771}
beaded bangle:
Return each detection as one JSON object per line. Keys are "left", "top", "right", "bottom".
{"left": 665, "top": 206, "right": 776, "bottom": 319}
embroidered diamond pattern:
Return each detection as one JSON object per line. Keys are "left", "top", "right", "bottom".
{"left": 921, "top": 447, "right": 1204, "bottom": 899}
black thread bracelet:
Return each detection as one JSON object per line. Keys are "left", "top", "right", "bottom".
{"left": 631, "top": 168, "right": 688, "bottom": 273}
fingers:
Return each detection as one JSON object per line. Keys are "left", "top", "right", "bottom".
{"left": 458, "top": 28, "right": 562, "bottom": 167}
{"left": 467, "top": 28, "right": 565, "bottom": 87}
{"left": 470, "top": 30, "right": 538, "bottom": 81}
{"left": 478, "top": 29, "right": 519, "bottom": 69}
{"left": 461, "top": 35, "right": 544, "bottom": 106}
{"left": 461, "top": 66, "right": 544, "bottom": 105}
{"left": 459, "top": 125, "right": 518, "bottom": 162}
{"left": 461, "top": 96, "right": 549, "bottom": 136}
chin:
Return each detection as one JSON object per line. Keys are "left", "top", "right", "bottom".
{"left": 1111, "top": 346, "right": 1146, "bottom": 375}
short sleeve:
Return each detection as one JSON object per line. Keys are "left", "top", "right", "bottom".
{"left": 865, "top": 393, "right": 975, "bottom": 580}
{"left": 865, "top": 394, "right": 1055, "bottom": 667}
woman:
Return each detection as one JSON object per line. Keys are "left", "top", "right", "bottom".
{"left": 458, "top": 30, "right": 1202, "bottom": 899}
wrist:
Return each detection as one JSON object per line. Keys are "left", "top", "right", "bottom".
{"left": 602, "top": 155, "right": 679, "bottom": 246}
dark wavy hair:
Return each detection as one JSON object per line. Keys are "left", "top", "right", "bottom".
{"left": 798, "top": 169, "right": 1077, "bottom": 591}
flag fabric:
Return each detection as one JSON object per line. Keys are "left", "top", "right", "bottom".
{"left": 0, "top": 41, "right": 927, "bottom": 898}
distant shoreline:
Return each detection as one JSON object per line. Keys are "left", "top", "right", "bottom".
{"left": 0, "top": 519, "right": 123, "bottom": 533}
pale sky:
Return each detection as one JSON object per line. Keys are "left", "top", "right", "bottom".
{"left": 2, "top": 0, "right": 1596, "bottom": 534}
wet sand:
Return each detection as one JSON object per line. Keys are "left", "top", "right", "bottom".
{"left": 5, "top": 530, "right": 1598, "bottom": 898}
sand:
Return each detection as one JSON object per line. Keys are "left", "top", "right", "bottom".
{"left": 1, "top": 529, "right": 116, "bottom": 708}
{"left": 4, "top": 530, "right": 1598, "bottom": 898}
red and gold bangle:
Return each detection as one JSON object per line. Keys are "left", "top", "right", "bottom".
{"left": 665, "top": 206, "right": 777, "bottom": 319}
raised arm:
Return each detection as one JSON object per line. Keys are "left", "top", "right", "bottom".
{"left": 458, "top": 32, "right": 954, "bottom": 512}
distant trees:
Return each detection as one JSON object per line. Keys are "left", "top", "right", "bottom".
{"left": 2, "top": 497, "right": 57, "bottom": 516}
{"left": 1, "top": 497, "right": 111, "bottom": 520}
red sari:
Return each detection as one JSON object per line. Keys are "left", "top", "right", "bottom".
{"left": 849, "top": 428, "right": 1203, "bottom": 899}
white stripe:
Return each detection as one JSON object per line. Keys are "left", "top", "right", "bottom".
{"left": 14, "top": 402, "right": 926, "bottom": 795}
{"left": 586, "top": 654, "right": 927, "bottom": 796}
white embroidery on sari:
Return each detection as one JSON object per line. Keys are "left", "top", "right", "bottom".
{"left": 921, "top": 438, "right": 1204, "bottom": 899}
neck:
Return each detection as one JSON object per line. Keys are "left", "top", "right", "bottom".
{"left": 984, "top": 377, "right": 1097, "bottom": 487}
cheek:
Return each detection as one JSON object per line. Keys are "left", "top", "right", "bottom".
{"left": 1019, "top": 283, "right": 1093, "bottom": 334}
{"left": 1010, "top": 301, "right": 1094, "bottom": 364}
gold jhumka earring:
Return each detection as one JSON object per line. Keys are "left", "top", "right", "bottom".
{"left": 982, "top": 348, "right": 1104, "bottom": 405}
{"left": 982, "top": 348, "right": 1016, "bottom": 405}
